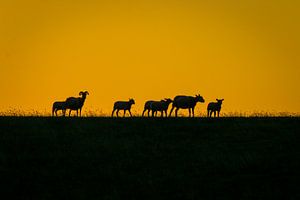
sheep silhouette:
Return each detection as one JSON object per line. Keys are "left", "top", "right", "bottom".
{"left": 112, "top": 99, "right": 135, "bottom": 117}
{"left": 169, "top": 94, "right": 205, "bottom": 117}
{"left": 65, "top": 91, "right": 89, "bottom": 117}
{"left": 149, "top": 98, "right": 173, "bottom": 117}
{"left": 52, "top": 101, "right": 66, "bottom": 117}
{"left": 207, "top": 99, "right": 224, "bottom": 117}
{"left": 142, "top": 100, "right": 155, "bottom": 117}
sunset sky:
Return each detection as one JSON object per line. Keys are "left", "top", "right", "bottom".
{"left": 0, "top": 0, "right": 299, "bottom": 115}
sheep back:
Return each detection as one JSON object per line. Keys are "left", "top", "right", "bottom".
{"left": 53, "top": 101, "right": 66, "bottom": 110}
{"left": 173, "top": 96, "right": 196, "bottom": 109}
{"left": 65, "top": 97, "right": 83, "bottom": 110}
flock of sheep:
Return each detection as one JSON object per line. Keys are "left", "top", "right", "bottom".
{"left": 52, "top": 91, "right": 224, "bottom": 117}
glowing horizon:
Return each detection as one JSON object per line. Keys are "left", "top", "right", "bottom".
{"left": 1, "top": 0, "right": 299, "bottom": 116}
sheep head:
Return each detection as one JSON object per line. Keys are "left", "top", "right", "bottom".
{"left": 129, "top": 98, "right": 135, "bottom": 105}
{"left": 216, "top": 99, "right": 224, "bottom": 104}
{"left": 195, "top": 94, "right": 205, "bottom": 103}
{"left": 164, "top": 98, "right": 173, "bottom": 103}
{"left": 79, "top": 91, "right": 89, "bottom": 96}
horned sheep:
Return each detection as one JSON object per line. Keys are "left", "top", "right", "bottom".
{"left": 65, "top": 91, "right": 89, "bottom": 117}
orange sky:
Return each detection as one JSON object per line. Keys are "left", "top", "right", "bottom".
{"left": 0, "top": 0, "right": 299, "bottom": 115}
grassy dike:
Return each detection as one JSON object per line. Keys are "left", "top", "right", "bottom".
{"left": 0, "top": 117, "right": 299, "bottom": 199}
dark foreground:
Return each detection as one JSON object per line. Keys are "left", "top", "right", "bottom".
{"left": 1, "top": 117, "right": 299, "bottom": 199}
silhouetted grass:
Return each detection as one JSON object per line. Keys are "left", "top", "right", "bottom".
{"left": 1, "top": 108, "right": 299, "bottom": 117}
{"left": 0, "top": 117, "right": 299, "bottom": 199}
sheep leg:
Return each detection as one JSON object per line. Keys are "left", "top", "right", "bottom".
{"left": 217, "top": 111, "right": 220, "bottom": 117}
{"left": 213, "top": 111, "right": 216, "bottom": 117}
{"left": 192, "top": 107, "right": 195, "bottom": 117}
{"left": 116, "top": 110, "right": 119, "bottom": 117}
{"left": 112, "top": 109, "right": 115, "bottom": 117}
{"left": 207, "top": 110, "right": 210, "bottom": 117}
{"left": 76, "top": 110, "right": 78, "bottom": 117}
{"left": 79, "top": 108, "right": 82, "bottom": 117}
{"left": 169, "top": 106, "right": 174, "bottom": 117}
{"left": 161, "top": 111, "right": 163, "bottom": 117}
{"left": 128, "top": 110, "right": 132, "bottom": 117}
{"left": 123, "top": 110, "right": 126, "bottom": 117}
{"left": 142, "top": 109, "right": 145, "bottom": 117}
{"left": 69, "top": 110, "right": 72, "bottom": 117}
{"left": 188, "top": 108, "right": 191, "bottom": 117}
{"left": 175, "top": 108, "right": 179, "bottom": 117}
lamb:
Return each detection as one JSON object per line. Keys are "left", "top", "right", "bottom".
{"left": 65, "top": 91, "right": 89, "bottom": 117}
{"left": 150, "top": 98, "right": 173, "bottom": 117}
{"left": 112, "top": 98, "right": 135, "bottom": 117}
{"left": 169, "top": 94, "right": 205, "bottom": 117}
{"left": 52, "top": 101, "right": 66, "bottom": 117}
{"left": 142, "top": 100, "right": 155, "bottom": 117}
{"left": 207, "top": 99, "right": 224, "bottom": 117}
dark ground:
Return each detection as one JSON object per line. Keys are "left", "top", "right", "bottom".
{"left": 0, "top": 117, "right": 299, "bottom": 199}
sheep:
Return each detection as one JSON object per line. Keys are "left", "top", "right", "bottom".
{"left": 169, "top": 94, "right": 205, "bottom": 117}
{"left": 150, "top": 98, "right": 173, "bottom": 117}
{"left": 65, "top": 91, "right": 89, "bottom": 117}
{"left": 112, "top": 98, "right": 135, "bottom": 117}
{"left": 207, "top": 99, "right": 224, "bottom": 117}
{"left": 52, "top": 101, "right": 66, "bottom": 117}
{"left": 142, "top": 100, "right": 155, "bottom": 117}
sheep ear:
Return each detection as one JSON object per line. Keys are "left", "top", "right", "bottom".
{"left": 216, "top": 99, "right": 218, "bottom": 101}
{"left": 86, "top": 91, "right": 89, "bottom": 95}
{"left": 79, "top": 91, "right": 83, "bottom": 95}
{"left": 222, "top": 99, "right": 224, "bottom": 101}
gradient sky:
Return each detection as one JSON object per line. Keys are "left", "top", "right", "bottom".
{"left": 0, "top": 0, "right": 299, "bottom": 115}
